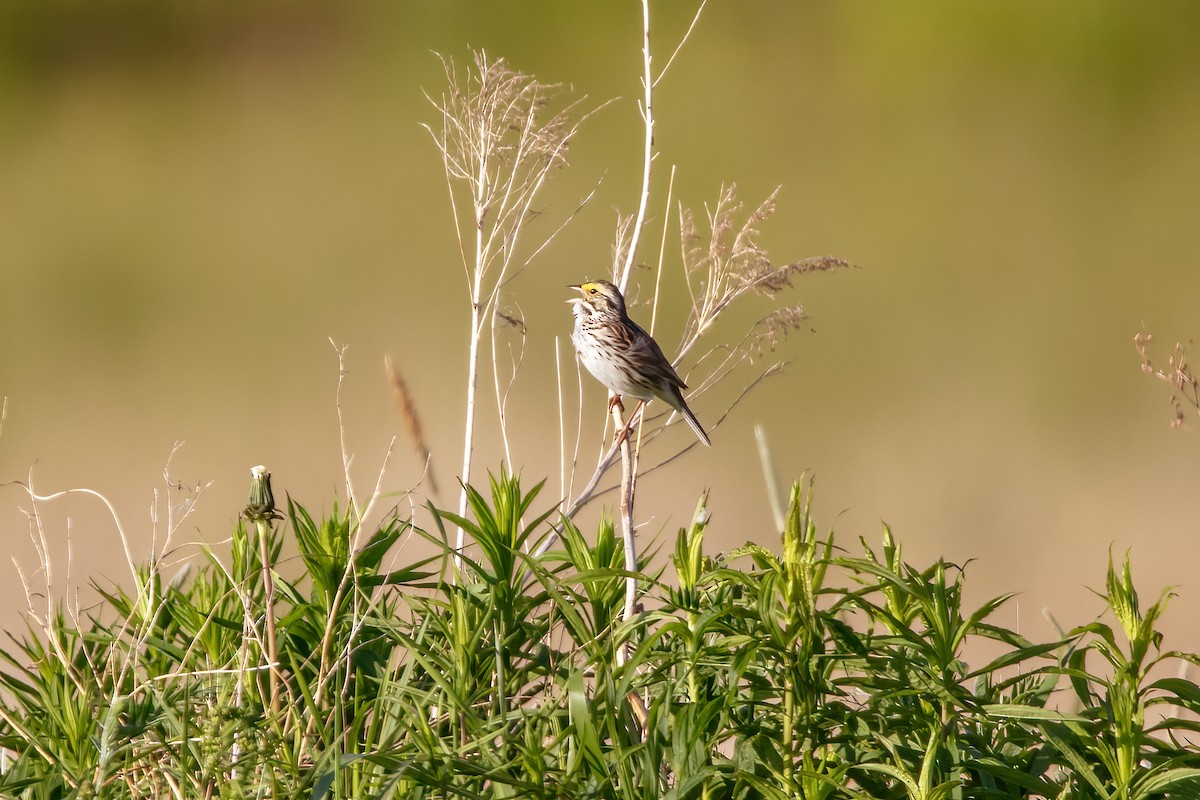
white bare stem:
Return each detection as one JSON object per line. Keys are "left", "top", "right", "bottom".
{"left": 617, "top": 0, "right": 656, "bottom": 294}
{"left": 612, "top": 0, "right": 660, "bottom": 670}
{"left": 458, "top": 93, "right": 491, "bottom": 543}
{"left": 530, "top": 402, "right": 647, "bottom": 559}
{"left": 614, "top": 1, "right": 662, "bottom": 657}
{"left": 616, "top": 418, "right": 638, "bottom": 669}
{"left": 458, "top": 272, "right": 484, "bottom": 564}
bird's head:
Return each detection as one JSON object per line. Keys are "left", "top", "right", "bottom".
{"left": 567, "top": 279, "right": 627, "bottom": 319}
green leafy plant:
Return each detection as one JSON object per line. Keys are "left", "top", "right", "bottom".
{"left": 1, "top": 471, "right": 1198, "bottom": 799}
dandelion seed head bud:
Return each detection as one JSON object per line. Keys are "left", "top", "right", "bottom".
{"left": 244, "top": 465, "right": 276, "bottom": 521}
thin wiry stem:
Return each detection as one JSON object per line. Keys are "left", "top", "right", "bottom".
{"left": 504, "top": 174, "right": 609, "bottom": 289}
{"left": 16, "top": 482, "right": 135, "bottom": 590}
{"left": 653, "top": 0, "right": 710, "bottom": 89}
{"left": 330, "top": 339, "right": 360, "bottom": 520}
{"left": 555, "top": 336, "right": 594, "bottom": 523}
{"left": 755, "top": 426, "right": 784, "bottom": 528}
{"left": 356, "top": 435, "right": 399, "bottom": 540}
{"left": 531, "top": 402, "right": 648, "bottom": 559}
{"left": 570, "top": 340, "right": 585, "bottom": 508}
{"left": 491, "top": 305, "right": 525, "bottom": 468}
{"left": 329, "top": 340, "right": 397, "bottom": 533}
{"left": 556, "top": 337, "right": 567, "bottom": 515}
{"left": 606, "top": 362, "right": 784, "bottom": 489}
{"left": 649, "top": 166, "right": 677, "bottom": 336}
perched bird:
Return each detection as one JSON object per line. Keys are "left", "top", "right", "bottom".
{"left": 568, "top": 279, "right": 711, "bottom": 446}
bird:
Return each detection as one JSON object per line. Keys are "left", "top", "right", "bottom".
{"left": 567, "top": 279, "right": 711, "bottom": 446}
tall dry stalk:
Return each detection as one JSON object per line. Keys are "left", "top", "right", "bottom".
{"left": 609, "top": 0, "right": 714, "bottom": 637}
{"left": 424, "top": 52, "right": 589, "bottom": 562}
{"left": 608, "top": 0, "right": 659, "bottom": 640}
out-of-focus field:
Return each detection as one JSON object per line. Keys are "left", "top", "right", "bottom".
{"left": 2, "top": 2, "right": 1199, "bottom": 651}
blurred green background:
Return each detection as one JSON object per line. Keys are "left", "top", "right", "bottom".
{"left": 2, "top": 1, "right": 1199, "bottom": 648}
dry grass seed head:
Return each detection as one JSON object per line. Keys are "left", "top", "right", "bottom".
{"left": 429, "top": 52, "right": 572, "bottom": 212}
{"left": 682, "top": 184, "right": 853, "bottom": 302}
{"left": 755, "top": 306, "right": 810, "bottom": 354}
{"left": 1134, "top": 332, "right": 1199, "bottom": 428}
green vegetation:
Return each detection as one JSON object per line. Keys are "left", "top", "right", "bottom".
{"left": 0, "top": 471, "right": 1195, "bottom": 799}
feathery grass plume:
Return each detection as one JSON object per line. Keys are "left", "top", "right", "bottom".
{"left": 1134, "top": 332, "right": 1199, "bottom": 428}
{"left": 424, "top": 50, "right": 594, "bottom": 560}
{"left": 678, "top": 183, "right": 853, "bottom": 362}
{"left": 385, "top": 354, "right": 439, "bottom": 497}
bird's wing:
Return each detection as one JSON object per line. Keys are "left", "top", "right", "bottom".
{"left": 626, "top": 318, "right": 687, "bottom": 390}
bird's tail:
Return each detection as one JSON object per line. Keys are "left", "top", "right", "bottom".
{"left": 672, "top": 393, "right": 711, "bottom": 447}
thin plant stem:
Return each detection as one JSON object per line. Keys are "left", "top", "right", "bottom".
{"left": 616, "top": 0, "right": 655, "bottom": 292}
{"left": 653, "top": 0, "right": 710, "bottom": 89}
{"left": 491, "top": 305, "right": 512, "bottom": 470}
{"left": 612, "top": 0, "right": 658, "bottom": 656}
{"left": 329, "top": 340, "right": 361, "bottom": 521}
{"left": 256, "top": 517, "right": 280, "bottom": 717}
{"left": 457, "top": 270, "right": 483, "bottom": 566}
{"left": 756, "top": 423, "right": 786, "bottom": 531}
{"left": 617, "top": 414, "right": 638, "bottom": 668}
{"left": 556, "top": 337, "right": 567, "bottom": 515}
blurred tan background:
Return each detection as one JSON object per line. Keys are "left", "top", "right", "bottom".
{"left": 2, "top": 1, "right": 1199, "bottom": 652}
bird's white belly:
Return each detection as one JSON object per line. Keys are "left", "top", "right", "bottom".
{"left": 572, "top": 328, "right": 654, "bottom": 400}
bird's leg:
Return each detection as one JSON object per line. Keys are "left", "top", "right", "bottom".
{"left": 607, "top": 394, "right": 625, "bottom": 413}
{"left": 613, "top": 400, "right": 646, "bottom": 447}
